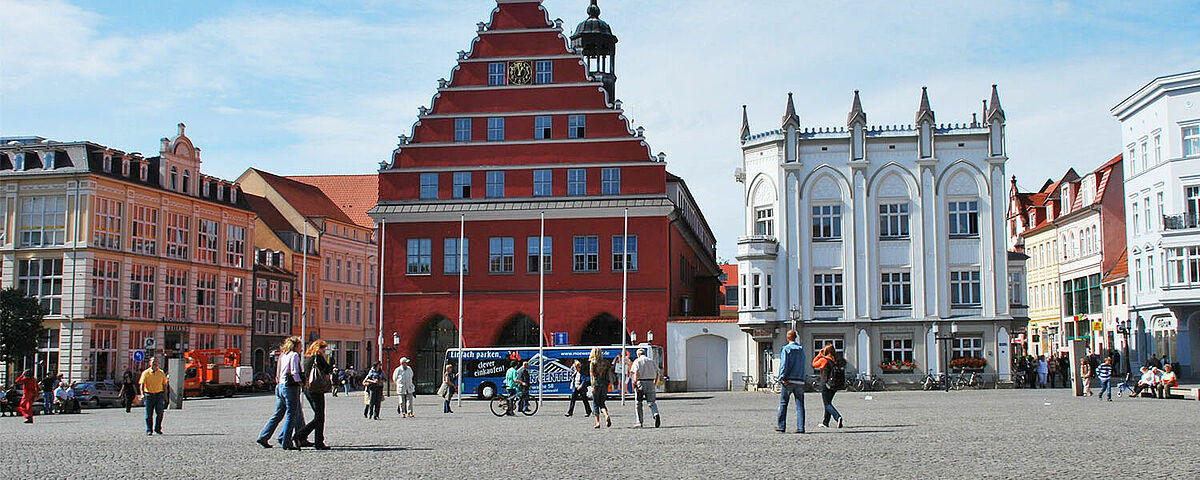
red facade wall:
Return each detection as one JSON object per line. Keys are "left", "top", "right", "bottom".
{"left": 412, "top": 113, "right": 638, "bottom": 144}
{"left": 381, "top": 164, "right": 665, "bottom": 201}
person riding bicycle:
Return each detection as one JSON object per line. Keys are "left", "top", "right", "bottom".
{"left": 503, "top": 361, "right": 520, "bottom": 416}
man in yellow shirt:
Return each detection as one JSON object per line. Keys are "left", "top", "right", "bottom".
{"left": 138, "top": 357, "right": 169, "bottom": 436}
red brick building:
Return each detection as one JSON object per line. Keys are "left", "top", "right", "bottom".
{"left": 370, "top": 0, "right": 720, "bottom": 391}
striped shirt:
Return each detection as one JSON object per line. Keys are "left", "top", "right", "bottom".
{"left": 1096, "top": 364, "right": 1113, "bottom": 382}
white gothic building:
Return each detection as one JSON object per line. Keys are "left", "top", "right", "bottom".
{"left": 735, "top": 87, "right": 1019, "bottom": 385}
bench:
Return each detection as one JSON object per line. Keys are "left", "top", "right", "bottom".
{"left": 1165, "top": 386, "right": 1200, "bottom": 401}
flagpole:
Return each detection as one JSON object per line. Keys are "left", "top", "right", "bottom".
{"left": 620, "top": 207, "right": 628, "bottom": 405}
{"left": 456, "top": 214, "right": 465, "bottom": 407}
{"left": 538, "top": 212, "right": 545, "bottom": 406}
{"left": 377, "top": 221, "right": 386, "bottom": 364}
{"left": 301, "top": 222, "right": 308, "bottom": 344}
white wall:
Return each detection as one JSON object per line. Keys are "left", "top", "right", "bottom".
{"left": 666, "top": 321, "right": 750, "bottom": 391}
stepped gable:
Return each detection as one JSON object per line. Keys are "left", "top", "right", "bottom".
{"left": 387, "top": 0, "right": 653, "bottom": 171}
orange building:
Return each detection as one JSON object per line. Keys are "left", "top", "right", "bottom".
{"left": 0, "top": 125, "right": 254, "bottom": 382}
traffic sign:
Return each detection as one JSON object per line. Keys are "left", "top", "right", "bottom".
{"left": 133, "top": 350, "right": 146, "bottom": 362}
{"left": 553, "top": 332, "right": 568, "bottom": 346}
{"left": 144, "top": 337, "right": 157, "bottom": 349}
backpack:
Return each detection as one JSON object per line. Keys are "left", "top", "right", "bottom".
{"left": 824, "top": 362, "right": 846, "bottom": 391}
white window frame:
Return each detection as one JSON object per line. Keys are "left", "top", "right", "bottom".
{"left": 878, "top": 202, "right": 910, "bottom": 239}
{"left": 419, "top": 173, "right": 438, "bottom": 199}
{"left": 406, "top": 238, "right": 432, "bottom": 275}
{"left": 526, "top": 236, "right": 551, "bottom": 273}
{"left": 948, "top": 200, "right": 979, "bottom": 237}
{"left": 533, "top": 169, "right": 552, "bottom": 197}
{"left": 534, "top": 116, "right": 552, "bottom": 139}
{"left": 880, "top": 271, "right": 912, "bottom": 308}
{"left": 950, "top": 270, "right": 982, "bottom": 306}
{"left": 454, "top": 118, "right": 471, "bottom": 142}
{"left": 488, "top": 236, "right": 515, "bottom": 274}
{"left": 567, "top": 169, "right": 586, "bottom": 196}
{"left": 573, "top": 235, "right": 599, "bottom": 272}
{"left": 568, "top": 114, "right": 586, "bottom": 138}
{"left": 444, "top": 238, "right": 469, "bottom": 275}
{"left": 754, "top": 207, "right": 774, "bottom": 236}
{"left": 813, "top": 272, "right": 843, "bottom": 308}
{"left": 611, "top": 235, "right": 637, "bottom": 272}
{"left": 811, "top": 204, "right": 841, "bottom": 240}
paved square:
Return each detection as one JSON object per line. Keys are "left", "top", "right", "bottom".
{"left": 1, "top": 388, "right": 1196, "bottom": 478}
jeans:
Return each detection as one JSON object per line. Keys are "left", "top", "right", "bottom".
{"left": 296, "top": 390, "right": 325, "bottom": 446}
{"left": 42, "top": 392, "right": 54, "bottom": 414}
{"left": 1098, "top": 379, "right": 1112, "bottom": 399}
{"left": 258, "top": 383, "right": 301, "bottom": 448}
{"left": 592, "top": 386, "right": 608, "bottom": 414}
{"left": 398, "top": 392, "right": 414, "bottom": 415}
{"left": 776, "top": 382, "right": 805, "bottom": 432}
{"left": 567, "top": 385, "right": 591, "bottom": 416}
{"left": 367, "top": 387, "right": 383, "bottom": 418}
{"left": 635, "top": 380, "right": 659, "bottom": 425}
{"left": 443, "top": 399, "right": 452, "bottom": 413}
{"left": 821, "top": 386, "right": 841, "bottom": 426}
{"left": 143, "top": 392, "right": 165, "bottom": 433}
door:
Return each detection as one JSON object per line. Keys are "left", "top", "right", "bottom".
{"left": 686, "top": 334, "right": 728, "bottom": 391}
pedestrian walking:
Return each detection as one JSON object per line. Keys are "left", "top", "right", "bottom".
{"left": 1095, "top": 357, "right": 1114, "bottom": 401}
{"left": 295, "top": 339, "right": 332, "bottom": 450}
{"left": 343, "top": 366, "right": 356, "bottom": 395}
{"left": 119, "top": 368, "right": 137, "bottom": 413}
{"left": 437, "top": 364, "right": 456, "bottom": 414}
{"left": 1025, "top": 356, "right": 1037, "bottom": 388}
{"left": 589, "top": 348, "right": 613, "bottom": 428}
{"left": 138, "top": 357, "right": 169, "bottom": 435}
{"left": 363, "top": 361, "right": 384, "bottom": 420}
{"left": 1036, "top": 355, "right": 1049, "bottom": 388}
{"left": 1080, "top": 358, "right": 1093, "bottom": 396}
{"left": 256, "top": 336, "right": 304, "bottom": 450}
{"left": 564, "top": 360, "right": 591, "bottom": 417}
{"left": 393, "top": 357, "right": 415, "bottom": 417}
{"left": 330, "top": 367, "right": 341, "bottom": 398}
{"left": 776, "top": 330, "right": 807, "bottom": 434}
{"left": 14, "top": 370, "right": 38, "bottom": 424}
{"left": 629, "top": 348, "right": 662, "bottom": 428}
{"left": 39, "top": 372, "right": 56, "bottom": 416}
{"left": 1057, "top": 354, "right": 1070, "bottom": 388}
{"left": 812, "top": 345, "right": 844, "bottom": 429}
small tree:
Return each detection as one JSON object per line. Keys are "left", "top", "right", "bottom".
{"left": 0, "top": 288, "right": 46, "bottom": 366}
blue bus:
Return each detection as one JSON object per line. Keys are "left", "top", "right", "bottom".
{"left": 445, "top": 345, "right": 664, "bottom": 399}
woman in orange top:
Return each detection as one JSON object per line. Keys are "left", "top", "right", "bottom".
{"left": 14, "top": 369, "right": 38, "bottom": 423}
{"left": 811, "top": 345, "right": 844, "bottom": 428}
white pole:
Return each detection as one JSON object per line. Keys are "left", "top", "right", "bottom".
{"left": 301, "top": 223, "right": 307, "bottom": 345}
{"left": 620, "top": 207, "right": 628, "bottom": 405}
{"left": 377, "top": 221, "right": 385, "bottom": 363}
{"left": 538, "top": 212, "right": 545, "bottom": 405}
{"left": 456, "top": 214, "right": 465, "bottom": 407}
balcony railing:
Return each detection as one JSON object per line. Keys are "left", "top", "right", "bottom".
{"left": 736, "top": 235, "right": 778, "bottom": 259}
{"left": 1163, "top": 213, "right": 1200, "bottom": 231}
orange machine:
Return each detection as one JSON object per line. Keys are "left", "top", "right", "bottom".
{"left": 183, "top": 349, "right": 250, "bottom": 398}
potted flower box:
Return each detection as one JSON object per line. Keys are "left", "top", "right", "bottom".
{"left": 879, "top": 360, "right": 916, "bottom": 373}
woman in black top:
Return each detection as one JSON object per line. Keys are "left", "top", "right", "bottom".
{"left": 295, "top": 339, "right": 332, "bottom": 449}
{"left": 588, "top": 347, "right": 612, "bottom": 429}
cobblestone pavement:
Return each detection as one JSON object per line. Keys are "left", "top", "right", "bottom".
{"left": 1, "top": 387, "right": 1196, "bottom": 479}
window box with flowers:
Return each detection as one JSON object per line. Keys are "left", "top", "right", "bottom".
{"left": 949, "top": 357, "right": 987, "bottom": 372}
{"left": 879, "top": 360, "right": 917, "bottom": 373}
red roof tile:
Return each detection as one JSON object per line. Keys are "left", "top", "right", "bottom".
{"left": 243, "top": 193, "right": 292, "bottom": 232}
{"left": 250, "top": 169, "right": 355, "bottom": 226}
{"left": 285, "top": 174, "right": 378, "bottom": 229}
{"left": 1103, "top": 249, "right": 1128, "bottom": 283}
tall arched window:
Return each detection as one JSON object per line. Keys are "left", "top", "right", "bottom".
{"left": 170, "top": 166, "right": 179, "bottom": 190}
{"left": 182, "top": 170, "right": 190, "bottom": 194}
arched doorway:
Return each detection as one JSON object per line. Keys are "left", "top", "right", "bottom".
{"left": 580, "top": 313, "right": 627, "bottom": 346}
{"left": 686, "top": 334, "right": 728, "bottom": 391}
{"left": 495, "top": 314, "right": 540, "bottom": 347}
{"left": 415, "top": 315, "right": 458, "bottom": 394}
{"left": 253, "top": 348, "right": 266, "bottom": 374}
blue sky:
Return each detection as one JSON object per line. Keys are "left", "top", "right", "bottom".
{"left": 2, "top": 0, "right": 1198, "bottom": 260}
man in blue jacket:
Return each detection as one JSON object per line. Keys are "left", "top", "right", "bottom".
{"left": 776, "top": 330, "right": 806, "bottom": 433}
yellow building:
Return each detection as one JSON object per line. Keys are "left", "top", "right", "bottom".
{"left": 0, "top": 125, "right": 254, "bottom": 383}
{"left": 1012, "top": 172, "right": 1078, "bottom": 356}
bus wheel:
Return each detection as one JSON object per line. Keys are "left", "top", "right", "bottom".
{"left": 479, "top": 382, "right": 497, "bottom": 400}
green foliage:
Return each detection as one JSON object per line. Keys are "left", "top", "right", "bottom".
{"left": 0, "top": 288, "right": 46, "bottom": 364}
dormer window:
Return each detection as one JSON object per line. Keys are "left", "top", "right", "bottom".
{"left": 1061, "top": 185, "right": 1070, "bottom": 212}
{"left": 122, "top": 159, "right": 130, "bottom": 177}
{"left": 230, "top": 188, "right": 238, "bottom": 204}
{"left": 1029, "top": 212, "right": 1035, "bottom": 226}
{"left": 103, "top": 155, "right": 112, "bottom": 173}
{"left": 44, "top": 152, "right": 55, "bottom": 169}
{"left": 13, "top": 153, "right": 24, "bottom": 170}
{"left": 139, "top": 163, "right": 148, "bottom": 181}
{"left": 170, "top": 166, "right": 179, "bottom": 190}
{"left": 182, "top": 170, "right": 190, "bottom": 194}
{"left": 202, "top": 180, "right": 210, "bottom": 197}
{"left": 217, "top": 184, "right": 225, "bottom": 201}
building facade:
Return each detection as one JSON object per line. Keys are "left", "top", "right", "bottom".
{"left": 370, "top": 0, "right": 720, "bottom": 393}
{"left": 238, "top": 169, "right": 378, "bottom": 371}
{"left": 0, "top": 125, "right": 254, "bottom": 383}
{"left": 250, "top": 248, "right": 296, "bottom": 376}
{"left": 1111, "top": 69, "right": 1200, "bottom": 376}
{"left": 736, "top": 87, "right": 1017, "bottom": 385}
{"left": 1010, "top": 174, "right": 1068, "bottom": 356}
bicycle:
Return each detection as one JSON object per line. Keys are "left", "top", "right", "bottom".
{"left": 953, "top": 371, "right": 984, "bottom": 390}
{"left": 489, "top": 390, "right": 539, "bottom": 417}
{"left": 921, "top": 370, "right": 948, "bottom": 391}
{"left": 741, "top": 375, "right": 756, "bottom": 391}
{"left": 847, "top": 373, "right": 886, "bottom": 392}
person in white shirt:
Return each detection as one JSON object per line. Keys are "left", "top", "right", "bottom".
{"left": 53, "top": 382, "right": 72, "bottom": 402}
{"left": 629, "top": 348, "right": 661, "bottom": 428}
{"left": 256, "top": 336, "right": 305, "bottom": 450}
{"left": 564, "top": 360, "right": 591, "bottom": 417}
{"left": 393, "top": 357, "right": 415, "bottom": 417}
{"left": 1130, "top": 366, "right": 1160, "bottom": 398}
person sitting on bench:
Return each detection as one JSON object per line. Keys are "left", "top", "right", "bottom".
{"left": 1156, "top": 364, "right": 1178, "bottom": 399}
{"left": 1130, "top": 367, "right": 1160, "bottom": 398}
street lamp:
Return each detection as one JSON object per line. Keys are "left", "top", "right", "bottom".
{"left": 646, "top": 330, "right": 653, "bottom": 345}
{"left": 1118, "top": 318, "right": 1134, "bottom": 376}
{"left": 383, "top": 332, "right": 399, "bottom": 397}
{"left": 932, "top": 322, "right": 958, "bottom": 392}
{"left": 789, "top": 305, "right": 800, "bottom": 333}
{"left": 631, "top": 330, "right": 638, "bottom": 345}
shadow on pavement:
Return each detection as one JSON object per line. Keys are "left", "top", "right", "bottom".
{"left": 332, "top": 445, "right": 432, "bottom": 452}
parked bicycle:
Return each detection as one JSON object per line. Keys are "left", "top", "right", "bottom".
{"left": 762, "top": 373, "right": 782, "bottom": 394}
{"left": 921, "top": 370, "right": 948, "bottom": 391}
{"left": 846, "top": 372, "right": 886, "bottom": 392}
{"left": 953, "top": 371, "right": 985, "bottom": 390}
{"left": 489, "top": 391, "right": 539, "bottom": 417}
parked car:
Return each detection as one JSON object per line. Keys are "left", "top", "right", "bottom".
{"left": 73, "top": 381, "right": 122, "bottom": 408}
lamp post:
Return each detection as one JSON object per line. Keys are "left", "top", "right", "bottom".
{"left": 631, "top": 331, "right": 638, "bottom": 345}
{"left": 932, "top": 322, "right": 958, "bottom": 391}
{"left": 789, "top": 305, "right": 800, "bottom": 334}
{"left": 383, "top": 332, "right": 398, "bottom": 397}
{"left": 1119, "top": 318, "right": 1134, "bottom": 376}
{"left": 646, "top": 330, "right": 653, "bottom": 345}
